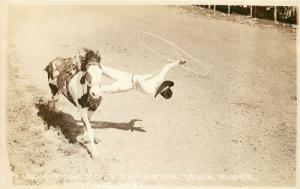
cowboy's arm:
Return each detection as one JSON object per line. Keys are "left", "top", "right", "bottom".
{"left": 101, "top": 65, "right": 132, "bottom": 81}
{"left": 99, "top": 80, "right": 134, "bottom": 94}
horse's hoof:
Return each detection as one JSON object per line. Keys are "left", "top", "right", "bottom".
{"left": 94, "top": 137, "right": 100, "bottom": 144}
{"left": 91, "top": 150, "right": 99, "bottom": 158}
{"left": 78, "top": 134, "right": 89, "bottom": 143}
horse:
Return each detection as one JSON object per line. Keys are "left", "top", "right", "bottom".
{"left": 44, "top": 49, "right": 184, "bottom": 158}
{"left": 45, "top": 48, "right": 102, "bottom": 157}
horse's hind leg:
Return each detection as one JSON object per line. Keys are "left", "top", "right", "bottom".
{"left": 48, "top": 83, "right": 59, "bottom": 110}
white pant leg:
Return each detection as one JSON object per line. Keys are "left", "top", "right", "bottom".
{"left": 134, "top": 61, "right": 180, "bottom": 95}
{"left": 147, "top": 61, "right": 180, "bottom": 82}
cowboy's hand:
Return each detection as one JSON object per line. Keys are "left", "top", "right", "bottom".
{"left": 179, "top": 59, "right": 186, "bottom": 65}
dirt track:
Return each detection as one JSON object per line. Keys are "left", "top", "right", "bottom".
{"left": 6, "top": 5, "right": 296, "bottom": 186}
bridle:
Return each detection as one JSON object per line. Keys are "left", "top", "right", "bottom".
{"left": 86, "top": 62, "right": 102, "bottom": 69}
{"left": 81, "top": 62, "right": 102, "bottom": 100}
{"left": 81, "top": 62, "right": 103, "bottom": 109}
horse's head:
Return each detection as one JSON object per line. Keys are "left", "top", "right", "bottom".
{"left": 75, "top": 48, "right": 103, "bottom": 111}
{"left": 78, "top": 61, "right": 103, "bottom": 111}
{"left": 83, "top": 61, "right": 103, "bottom": 97}
{"left": 81, "top": 48, "right": 101, "bottom": 70}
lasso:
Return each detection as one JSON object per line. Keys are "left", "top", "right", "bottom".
{"left": 137, "top": 31, "right": 213, "bottom": 76}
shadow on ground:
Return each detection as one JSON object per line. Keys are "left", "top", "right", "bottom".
{"left": 35, "top": 98, "right": 146, "bottom": 143}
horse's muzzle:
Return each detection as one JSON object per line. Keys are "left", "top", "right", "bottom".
{"left": 90, "top": 85, "right": 102, "bottom": 98}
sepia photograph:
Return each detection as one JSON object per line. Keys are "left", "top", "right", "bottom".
{"left": 0, "top": 0, "right": 298, "bottom": 188}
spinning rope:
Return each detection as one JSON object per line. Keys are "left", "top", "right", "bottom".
{"left": 137, "top": 31, "right": 212, "bottom": 76}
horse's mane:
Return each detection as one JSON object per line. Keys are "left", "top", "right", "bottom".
{"left": 81, "top": 48, "right": 101, "bottom": 71}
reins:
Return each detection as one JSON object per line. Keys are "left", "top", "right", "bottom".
{"left": 86, "top": 62, "right": 102, "bottom": 69}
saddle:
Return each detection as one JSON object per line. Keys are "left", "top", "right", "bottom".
{"left": 56, "top": 58, "right": 79, "bottom": 96}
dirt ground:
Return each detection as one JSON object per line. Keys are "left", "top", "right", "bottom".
{"left": 5, "top": 5, "right": 296, "bottom": 186}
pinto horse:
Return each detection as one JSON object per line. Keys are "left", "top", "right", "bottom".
{"left": 45, "top": 49, "right": 102, "bottom": 157}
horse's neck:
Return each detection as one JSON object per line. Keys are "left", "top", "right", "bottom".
{"left": 68, "top": 71, "right": 87, "bottom": 96}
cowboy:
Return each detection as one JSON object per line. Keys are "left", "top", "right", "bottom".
{"left": 98, "top": 59, "right": 186, "bottom": 99}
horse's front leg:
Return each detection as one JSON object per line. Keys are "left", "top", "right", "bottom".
{"left": 87, "top": 110, "right": 100, "bottom": 144}
{"left": 78, "top": 107, "right": 99, "bottom": 157}
{"left": 80, "top": 110, "right": 99, "bottom": 144}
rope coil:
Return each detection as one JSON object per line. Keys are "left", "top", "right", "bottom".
{"left": 137, "top": 31, "right": 213, "bottom": 76}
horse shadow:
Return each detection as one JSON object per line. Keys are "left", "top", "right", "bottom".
{"left": 35, "top": 98, "right": 146, "bottom": 144}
